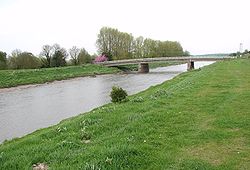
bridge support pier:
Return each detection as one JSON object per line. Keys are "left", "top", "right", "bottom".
{"left": 187, "top": 61, "right": 194, "bottom": 70}
{"left": 138, "top": 63, "right": 149, "bottom": 73}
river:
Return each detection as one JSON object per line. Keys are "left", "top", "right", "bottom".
{"left": 0, "top": 62, "right": 214, "bottom": 143}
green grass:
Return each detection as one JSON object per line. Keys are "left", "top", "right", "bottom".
{"left": 0, "top": 59, "right": 249, "bottom": 169}
{"left": 0, "top": 64, "right": 120, "bottom": 88}
{"left": 0, "top": 62, "right": 183, "bottom": 88}
{"left": 149, "top": 61, "right": 186, "bottom": 69}
{"left": 119, "top": 61, "right": 186, "bottom": 71}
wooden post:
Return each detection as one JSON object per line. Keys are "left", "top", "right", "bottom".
{"left": 138, "top": 63, "right": 149, "bottom": 73}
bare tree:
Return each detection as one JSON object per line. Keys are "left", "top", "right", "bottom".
{"left": 52, "top": 43, "right": 61, "bottom": 52}
{"left": 69, "top": 46, "right": 80, "bottom": 65}
{"left": 40, "top": 45, "right": 52, "bottom": 67}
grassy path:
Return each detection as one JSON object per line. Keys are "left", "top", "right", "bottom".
{"left": 0, "top": 64, "right": 120, "bottom": 88}
{"left": 0, "top": 59, "right": 249, "bottom": 169}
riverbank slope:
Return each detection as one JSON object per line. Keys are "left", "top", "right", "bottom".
{"left": 0, "top": 64, "right": 120, "bottom": 88}
{"left": 0, "top": 61, "right": 184, "bottom": 88}
{"left": 0, "top": 59, "right": 249, "bottom": 169}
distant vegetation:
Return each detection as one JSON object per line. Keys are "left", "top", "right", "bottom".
{"left": 96, "top": 27, "right": 189, "bottom": 60}
{"left": 193, "top": 53, "right": 229, "bottom": 57}
{"left": 0, "top": 25, "right": 191, "bottom": 87}
{"left": 0, "top": 27, "right": 189, "bottom": 70}
{"left": 0, "top": 45, "right": 93, "bottom": 70}
{"left": 7, "top": 50, "right": 41, "bottom": 69}
{"left": 229, "top": 49, "right": 250, "bottom": 58}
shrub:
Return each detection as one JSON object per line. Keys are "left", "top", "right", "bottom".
{"left": 110, "top": 86, "right": 128, "bottom": 103}
{"left": 95, "top": 54, "right": 108, "bottom": 63}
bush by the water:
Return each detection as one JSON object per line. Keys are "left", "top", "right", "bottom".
{"left": 110, "top": 86, "right": 128, "bottom": 103}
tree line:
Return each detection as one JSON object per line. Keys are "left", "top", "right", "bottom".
{"left": 0, "top": 44, "right": 92, "bottom": 70}
{"left": 229, "top": 49, "right": 250, "bottom": 57}
{"left": 0, "top": 27, "right": 189, "bottom": 70}
{"left": 96, "top": 27, "right": 189, "bottom": 60}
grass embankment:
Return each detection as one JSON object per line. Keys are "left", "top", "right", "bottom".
{"left": 0, "top": 59, "right": 250, "bottom": 169}
{"left": 0, "top": 64, "right": 120, "bottom": 88}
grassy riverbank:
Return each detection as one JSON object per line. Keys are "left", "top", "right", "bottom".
{"left": 119, "top": 61, "right": 186, "bottom": 71}
{"left": 0, "top": 59, "right": 250, "bottom": 169}
{"left": 0, "top": 64, "right": 120, "bottom": 88}
{"left": 0, "top": 61, "right": 184, "bottom": 88}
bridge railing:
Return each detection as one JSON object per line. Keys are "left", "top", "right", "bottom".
{"left": 97, "top": 56, "right": 233, "bottom": 66}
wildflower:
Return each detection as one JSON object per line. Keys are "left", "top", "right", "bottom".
{"left": 105, "top": 157, "right": 112, "bottom": 164}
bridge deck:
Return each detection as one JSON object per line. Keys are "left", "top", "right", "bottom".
{"left": 98, "top": 56, "right": 232, "bottom": 67}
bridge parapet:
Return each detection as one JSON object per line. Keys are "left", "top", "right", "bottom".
{"left": 98, "top": 56, "right": 232, "bottom": 67}
{"left": 96, "top": 56, "right": 233, "bottom": 72}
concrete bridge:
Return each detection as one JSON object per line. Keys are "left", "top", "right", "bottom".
{"left": 98, "top": 56, "right": 233, "bottom": 73}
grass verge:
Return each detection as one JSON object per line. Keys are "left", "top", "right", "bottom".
{"left": 0, "top": 59, "right": 249, "bottom": 169}
{"left": 0, "top": 64, "right": 120, "bottom": 88}
{"left": 118, "top": 61, "right": 186, "bottom": 71}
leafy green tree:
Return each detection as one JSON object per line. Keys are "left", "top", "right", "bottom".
{"left": 96, "top": 27, "right": 186, "bottom": 60}
{"left": 51, "top": 50, "right": 67, "bottom": 67}
{"left": 96, "top": 27, "right": 134, "bottom": 60}
{"left": 116, "top": 32, "right": 133, "bottom": 60}
{"left": 96, "top": 27, "right": 117, "bottom": 57}
{"left": 133, "top": 36, "right": 144, "bottom": 58}
{"left": 7, "top": 49, "right": 21, "bottom": 69}
{"left": 8, "top": 50, "right": 41, "bottom": 69}
{"left": 183, "top": 50, "right": 190, "bottom": 56}
{"left": 229, "top": 53, "right": 237, "bottom": 57}
{"left": 243, "top": 49, "right": 249, "bottom": 55}
{"left": 78, "top": 48, "right": 92, "bottom": 64}
{"left": 0, "top": 51, "right": 7, "bottom": 70}
{"left": 142, "top": 38, "right": 157, "bottom": 58}
{"left": 51, "top": 45, "right": 67, "bottom": 67}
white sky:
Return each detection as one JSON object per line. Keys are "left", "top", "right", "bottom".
{"left": 0, "top": 0, "right": 249, "bottom": 55}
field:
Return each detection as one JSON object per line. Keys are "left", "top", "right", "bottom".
{"left": 0, "top": 59, "right": 249, "bottom": 169}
